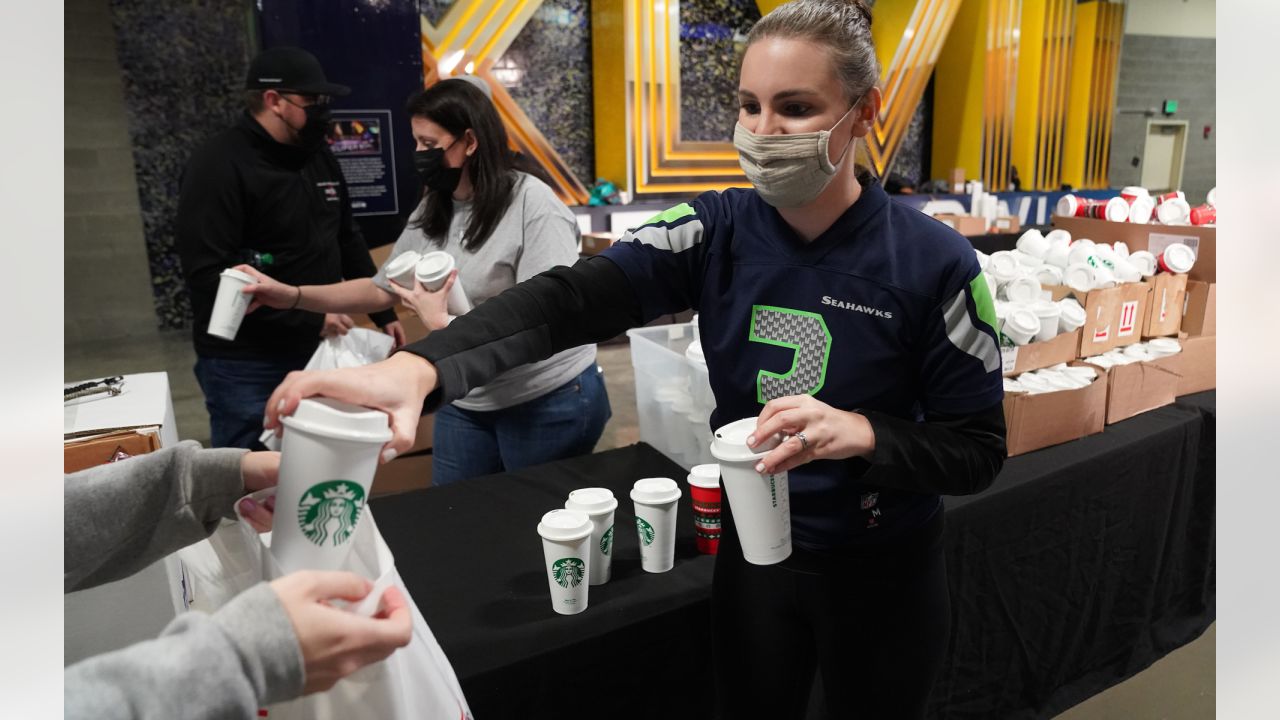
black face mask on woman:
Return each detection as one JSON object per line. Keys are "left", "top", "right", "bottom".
{"left": 413, "top": 140, "right": 463, "bottom": 194}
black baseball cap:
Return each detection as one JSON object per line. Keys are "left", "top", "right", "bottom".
{"left": 245, "top": 46, "right": 350, "bottom": 97}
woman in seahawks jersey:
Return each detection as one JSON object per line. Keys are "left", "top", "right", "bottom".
{"left": 266, "top": 1, "right": 1005, "bottom": 716}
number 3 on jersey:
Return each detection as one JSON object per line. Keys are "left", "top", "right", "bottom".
{"left": 748, "top": 305, "right": 832, "bottom": 404}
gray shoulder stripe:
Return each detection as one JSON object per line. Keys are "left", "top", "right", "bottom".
{"left": 625, "top": 219, "right": 705, "bottom": 253}
{"left": 942, "top": 289, "right": 1001, "bottom": 373}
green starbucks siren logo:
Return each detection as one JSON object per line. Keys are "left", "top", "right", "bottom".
{"left": 600, "top": 525, "right": 615, "bottom": 556}
{"left": 552, "top": 558, "right": 586, "bottom": 588}
{"left": 297, "top": 480, "right": 366, "bottom": 547}
{"left": 635, "top": 517, "right": 655, "bottom": 546}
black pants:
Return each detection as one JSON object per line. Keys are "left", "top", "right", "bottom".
{"left": 712, "top": 510, "right": 951, "bottom": 719}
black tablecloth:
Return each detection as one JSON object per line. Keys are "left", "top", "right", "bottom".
{"left": 372, "top": 392, "right": 1216, "bottom": 719}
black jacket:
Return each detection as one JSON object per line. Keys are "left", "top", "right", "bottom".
{"left": 177, "top": 113, "right": 396, "bottom": 360}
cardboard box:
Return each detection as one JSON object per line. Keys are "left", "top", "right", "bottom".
{"left": 1003, "top": 363, "right": 1108, "bottom": 456}
{"left": 1001, "top": 329, "right": 1081, "bottom": 376}
{"left": 950, "top": 168, "right": 966, "bottom": 194}
{"left": 1141, "top": 273, "right": 1188, "bottom": 338}
{"left": 1051, "top": 214, "right": 1216, "bottom": 283}
{"left": 1049, "top": 283, "right": 1151, "bottom": 357}
{"left": 1084, "top": 356, "right": 1181, "bottom": 424}
{"left": 1173, "top": 334, "right": 1216, "bottom": 396}
{"left": 581, "top": 231, "right": 616, "bottom": 256}
{"left": 1181, "top": 281, "right": 1216, "bottom": 336}
{"left": 64, "top": 428, "right": 162, "bottom": 473}
{"left": 934, "top": 214, "right": 989, "bottom": 236}
{"left": 372, "top": 451, "right": 433, "bottom": 497}
{"left": 992, "top": 216, "right": 1021, "bottom": 234}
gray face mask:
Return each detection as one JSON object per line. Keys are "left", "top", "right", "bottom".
{"left": 733, "top": 100, "right": 861, "bottom": 208}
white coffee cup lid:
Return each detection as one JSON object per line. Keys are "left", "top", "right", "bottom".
{"left": 384, "top": 251, "right": 421, "bottom": 277}
{"left": 1129, "top": 251, "right": 1157, "bottom": 277}
{"left": 281, "top": 397, "right": 393, "bottom": 443}
{"left": 221, "top": 267, "right": 255, "bottom": 283}
{"left": 1032, "top": 300, "right": 1061, "bottom": 317}
{"left": 1005, "top": 308, "right": 1041, "bottom": 336}
{"left": 987, "top": 251, "right": 1020, "bottom": 278}
{"left": 1162, "top": 243, "right": 1196, "bottom": 273}
{"left": 537, "top": 509, "right": 593, "bottom": 542}
{"left": 630, "top": 477, "right": 682, "bottom": 505}
{"left": 710, "top": 417, "right": 783, "bottom": 463}
{"left": 1206, "top": 187, "right": 1217, "bottom": 207}
{"left": 1058, "top": 299, "right": 1086, "bottom": 326}
{"left": 1006, "top": 277, "right": 1042, "bottom": 303}
{"left": 1105, "top": 197, "right": 1130, "bottom": 222}
{"left": 687, "top": 463, "right": 721, "bottom": 489}
{"left": 685, "top": 340, "right": 707, "bottom": 367}
{"left": 1045, "top": 228, "right": 1072, "bottom": 246}
{"left": 1064, "top": 264, "right": 1096, "bottom": 292}
{"left": 416, "top": 251, "right": 455, "bottom": 281}
{"left": 1156, "top": 198, "right": 1190, "bottom": 224}
{"left": 566, "top": 487, "right": 618, "bottom": 515}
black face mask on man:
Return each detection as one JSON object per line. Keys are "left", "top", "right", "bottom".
{"left": 295, "top": 104, "right": 332, "bottom": 154}
{"left": 413, "top": 140, "right": 464, "bottom": 195}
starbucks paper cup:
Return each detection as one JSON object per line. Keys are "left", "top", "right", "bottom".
{"left": 1031, "top": 301, "right": 1062, "bottom": 343}
{"left": 1128, "top": 195, "right": 1156, "bottom": 224}
{"left": 630, "top": 478, "right": 681, "bottom": 573}
{"left": 273, "top": 398, "right": 393, "bottom": 573}
{"left": 1057, "top": 194, "right": 1085, "bottom": 217}
{"left": 1001, "top": 308, "right": 1041, "bottom": 346}
{"left": 1064, "top": 263, "right": 1097, "bottom": 293}
{"left": 1002, "top": 276, "right": 1042, "bottom": 304}
{"left": 1129, "top": 251, "right": 1158, "bottom": 277}
{"left": 1057, "top": 298, "right": 1086, "bottom": 333}
{"left": 565, "top": 488, "right": 618, "bottom": 586}
{"left": 1016, "top": 229, "right": 1050, "bottom": 259}
{"left": 416, "top": 251, "right": 473, "bottom": 316}
{"left": 384, "top": 251, "right": 422, "bottom": 289}
{"left": 1045, "top": 228, "right": 1072, "bottom": 248}
{"left": 208, "top": 268, "right": 256, "bottom": 341}
{"left": 686, "top": 464, "right": 722, "bottom": 555}
{"left": 1157, "top": 243, "right": 1196, "bottom": 274}
{"left": 1045, "top": 244, "right": 1073, "bottom": 270}
{"left": 986, "top": 251, "right": 1021, "bottom": 283}
{"left": 1156, "top": 197, "right": 1191, "bottom": 225}
{"left": 537, "top": 510, "right": 593, "bottom": 615}
{"left": 1120, "top": 186, "right": 1149, "bottom": 204}
{"left": 1190, "top": 204, "right": 1216, "bottom": 226}
{"left": 709, "top": 419, "right": 791, "bottom": 565}
{"left": 1034, "top": 265, "right": 1064, "bottom": 287}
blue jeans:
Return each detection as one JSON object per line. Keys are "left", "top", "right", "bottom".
{"left": 194, "top": 355, "right": 308, "bottom": 449}
{"left": 431, "top": 363, "right": 612, "bottom": 486}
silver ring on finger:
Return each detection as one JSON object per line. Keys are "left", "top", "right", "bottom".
{"left": 795, "top": 431, "right": 808, "bottom": 451}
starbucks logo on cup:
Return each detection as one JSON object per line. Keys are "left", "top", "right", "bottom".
{"left": 635, "top": 517, "right": 655, "bottom": 546}
{"left": 552, "top": 557, "right": 586, "bottom": 588}
{"left": 600, "top": 525, "right": 614, "bottom": 556}
{"left": 297, "top": 481, "right": 366, "bottom": 548}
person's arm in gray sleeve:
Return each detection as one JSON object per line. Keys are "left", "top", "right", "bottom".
{"left": 65, "top": 583, "right": 304, "bottom": 720}
{"left": 64, "top": 440, "right": 246, "bottom": 593}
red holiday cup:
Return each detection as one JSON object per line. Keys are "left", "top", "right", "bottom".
{"left": 1119, "top": 186, "right": 1148, "bottom": 204}
{"left": 1083, "top": 197, "right": 1130, "bottom": 223}
{"left": 1155, "top": 190, "right": 1186, "bottom": 205}
{"left": 1156, "top": 243, "right": 1196, "bottom": 274}
{"left": 1056, "top": 194, "right": 1085, "bottom": 217}
{"left": 686, "top": 464, "right": 722, "bottom": 555}
{"left": 1189, "top": 204, "right": 1216, "bottom": 225}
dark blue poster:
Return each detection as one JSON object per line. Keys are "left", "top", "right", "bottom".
{"left": 327, "top": 108, "right": 399, "bottom": 217}
{"left": 257, "top": 0, "right": 424, "bottom": 247}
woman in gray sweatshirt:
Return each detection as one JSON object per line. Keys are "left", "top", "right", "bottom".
{"left": 64, "top": 440, "right": 412, "bottom": 718}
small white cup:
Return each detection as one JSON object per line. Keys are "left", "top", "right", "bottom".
{"left": 1045, "top": 244, "right": 1073, "bottom": 270}
{"left": 416, "top": 251, "right": 473, "bottom": 315}
{"left": 1045, "top": 228, "right": 1072, "bottom": 248}
{"left": 1002, "top": 276, "right": 1042, "bottom": 304}
{"left": 630, "top": 478, "right": 682, "bottom": 573}
{"left": 1158, "top": 243, "right": 1197, "bottom": 274}
{"left": 1128, "top": 195, "right": 1156, "bottom": 224}
{"left": 1128, "top": 251, "right": 1158, "bottom": 277}
{"left": 986, "top": 251, "right": 1021, "bottom": 283}
{"left": 565, "top": 488, "right": 618, "bottom": 586}
{"left": 1034, "top": 265, "right": 1064, "bottom": 287}
{"left": 1031, "top": 300, "right": 1062, "bottom": 343}
{"left": 1068, "top": 244, "right": 1100, "bottom": 268}
{"left": 1113, "top": 241, "right": 1131, "bottom": 258}
{"left": 1002, "top": 308, "right": 1041, "bottom": 346}
{"left": 708, "top": 419, "right": 792, "bottom": 565}
{"left": 383, "top": 251, "right": 422, "bottom": 289}
{"left": 1016, "top": 229, "right": 1050, "bottom": 259}
{"left": 208, "top": 268, "right": 256, "bottom": 341}
{"left": 1057, "top": 298, "right": 1086, "bottom": 333}
{"left": 1064, "top": 263, "right": 1098, "bottom": 293}
{"left": 537, "top": 509, "right": 593, "bottom": 615}
{"left": 1156, "top": 198, "right": 1191, "bottom": 225}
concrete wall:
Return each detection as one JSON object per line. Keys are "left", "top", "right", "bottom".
{"left": 64, "top": 0, "right": 158, "bottom": 345}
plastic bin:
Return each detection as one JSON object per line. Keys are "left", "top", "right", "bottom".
{"left": 626, "top": 322, "right": 716, "bottom": 469}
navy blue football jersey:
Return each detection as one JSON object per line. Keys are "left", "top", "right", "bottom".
{"left": 601, "top": 180, "right": 1002, "bottom": 550}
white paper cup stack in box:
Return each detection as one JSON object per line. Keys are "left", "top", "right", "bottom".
{"left": 273, "top": 398, "right": 392, "bottom": 573}
{"left": 384, "top": 251, "right": 423, "bottom": 289}
{"left": 564, "top": 488, "right": 618, "bottom": 586}
{"left": 416, "top": 251, "right": 473, "bottom": 315}
{"left": 208, "top": 268, "right": 256, "bottom": 341}
{"left": 630, "top": 477, "right": 682, "bottom": 573}
{"left": 709, "top": 419, "right": 792, "bottom": 565}
{"left": 537, "top": 509, "right": 593, "bottom": 615}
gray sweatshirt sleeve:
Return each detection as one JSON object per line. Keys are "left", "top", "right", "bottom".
{"left": 65, "top": 583, "right": 304, "bottom": 719}
{"left": 64, "top": 439, "right": 246, "bottom": 592}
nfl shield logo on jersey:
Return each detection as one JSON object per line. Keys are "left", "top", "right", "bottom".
{"left": 861, "top": 492, "right": 879, "bottom": 510}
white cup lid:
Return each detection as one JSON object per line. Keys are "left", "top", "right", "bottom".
{"left": 416, "top": 251, "right": 455, "bottom": 281}
{"left": 687, "top": 463, "right": 721, "bottom": 489}
{"left": 988, "top": 251, "right": 1019, "bottom": 277}
{"left": 710, "top": 417, "right": 783, "bottom": 463}
{"left": 1032, "top": 300, "right": 1061, "bottom": 318}
{"left": 1034, "top": 266, "right": 1063, "bottom": 285}
{"left": 685, "top": 339, "right": 707, "bottom": 366}
{"left": 1064, "top": 264, "right": 1096, "bottom": 292}
{"left": 565, "top": 487, "right": 618, "bottom": 515}
{"left": 1045, "top": 228, "right": 1072, "bottom": 246}
{"left": 1121, "top": 186, "right": 1149, "bottom": 197}
{"left": 1105, "top": 197, "right": 1130, "bottom": 222}
{"left": 281, "top": 397, "right": 393, "bottom": 443}
{"left": 1128, "top": 251, "right": 1157, "bottom": 276}
{"left": 1162, "top": 243, "right": 1196, "bottom": 273}
{"left": 630, "top": 477, "right": 682, "bottom": 505}
{"left": 1005, "top": 308, "right": 1041, "bottom": 336}
{"left": 221, "top": 267, "right": 255, "bottom": 283}
{"left": 538, "top": 509, "right": 593, "bottom": 542}
{"left": 384, "top": 251, "right": 421, "bottom": 277}
{"left": 1006, "top": 277, "right": 1042, "bottom": 303}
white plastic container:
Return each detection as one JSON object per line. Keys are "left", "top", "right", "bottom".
{"left": 626, "top": 322, "right": 716, "bottom": 468}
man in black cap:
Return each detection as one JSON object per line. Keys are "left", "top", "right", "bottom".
{"left": 176, "top": 46, "right": 404, "bottom": 449}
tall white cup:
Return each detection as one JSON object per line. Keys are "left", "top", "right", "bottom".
{"left": 708, "top": 419, "right": 792, "bottom": 565}
{"left": 565, "top": 488, "right": 618, "bottom": 586}
{"left": 272, "top": 398, "right": 393, "bottom": 573}
{"left": 1016, "top": 229, "right": 1050, "bottom": 259}
{"left": 384, "top": 251, "right": 422, "bottom": 289}
{"left": 208, "top": 268, "right": 256, "bottom": 341}
{"left": 1031, "top": 300, "right": 1062, "bottom": 343}
{"left": 537, "top": 509, "right": 593, "bottom": 615}
{"left": 630, "top": 478, "right": 682, "bottom": 573}
{"left": 416, "top": 251, "right": 473, "bottom": 316}
{"left": 1057, "top": 299, "right": 1086, "bottom": 333}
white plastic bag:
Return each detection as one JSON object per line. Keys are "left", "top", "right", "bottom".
{"left": 177, "top": 493, "right": 472, "bottom": 719}
{"left": 305, "top": 327, "right": 395, "bottom": 371}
